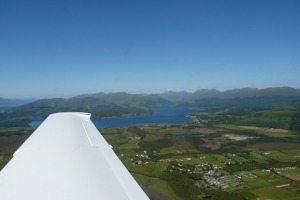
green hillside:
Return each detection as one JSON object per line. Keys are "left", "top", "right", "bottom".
{"left": 0, "top": 94, "right": 171, "bottom": 119}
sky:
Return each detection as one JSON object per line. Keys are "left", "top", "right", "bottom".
{"left": 0, "top": 0, "right": 299, "bottom": 98}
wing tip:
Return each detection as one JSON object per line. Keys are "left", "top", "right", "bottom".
{"left": 49, "top": 112, "right": 92, "bottom": 120}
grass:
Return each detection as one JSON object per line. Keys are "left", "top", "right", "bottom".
{"left": 180, "top": 157, "right": 206, "bottom": 165}
{"left": 172, "top": 138, "right": 200, "bottom": 153}
{"left": 246, "top": 142, "right": 300, "bottom": 151}
{"left": 159, "top": 138, "right": 200, "bottom": 155}
{"left": 127, "top": 162, "right": 169, "bottom": 178}
{"left": 143, "top": 134, "right": 161, "bottom": 142}
{"left": 264, "top": 131, "right": 296, "bottom": 138}
{"left": 251, "top": 170, "right": 290, "bottom": 185}
{"left": 245, "top": 177, "right": 272, "bottom": 188}
{"left": 214, "top": 124, "right": 247, "bottom": 131}
{"left": 229, "top": 155, "right": 248, "bottom": 163}
{"left": 1, "top": 115, "right": 300, "bottom": 200}
{"left": 281, "top": 149, "right": 300, "bottom": 157}
{"left": 0, "top": 135, "right": 28, "bottom": 154}
{"left": 249, "top": 152, "right": 268, "bottom": 163}
{"left": 104, "top": 136, "right": 129, "bottom": 146}
{"left": 160, "top": 147, "right": 178, "bottom": 155}
{"left": 237, "top": 170, "right": 299, "bottom": 200}
{"left": 117, "top": 143, "right": 139, "bottom": 150}
{"left": 239, "top": 191, "right": 258, "bottom": 200}
{"left": 128, "top": 139, "right": 140, "bottom": 144}
{"left": 104, "top": 123, "right": 300, "bottom": 199}
{"left": 132, "top": 173, "right": 180, "bottom": 200}
{"left": 238, "top": 110, "right": 292, "bottom": 130}
{"left": 251, "top": 186, "right": 300, "bottom": 200}
{"left": 0, "top": 153, "right": 13, "bottom": 170}
{"left": 279, "top": 168, "right": 300, "bottom": 181}
{"left": 212, "top": 154, "right": 231, "bottom": 163}
{"left": 264, "top": 151, "right": 295, "bottom": 162}
{"left": 215, "top": 123, "right": 295, "bottom": 138}
{"left": 236, "top": 171, "right": 257, "bottom": 182}
{"left": 204, "top": 155, "right": 224, "bottom": 165}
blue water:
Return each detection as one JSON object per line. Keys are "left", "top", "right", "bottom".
{"left": 172, "top": 133, "right": 205, "bottom": 138}
{"left": 29, "top": 106, "right": 198, "bottom": 128}
{"left": 92, "top": 106, "right": 198, "bottom": 128}
{"left": 0, "top": 116, "right": 41, "bottom": 123}
{"left": 0, "top": 106, "right": 12, "bottom": 113}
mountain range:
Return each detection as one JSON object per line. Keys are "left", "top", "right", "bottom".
{"left": 158, "top": 87, "right": 300, "bottom": 102}
{"left": 71, "top": 87, "right": 300, "bottom": 103}
{"left": 1, "top": 87, "right": 300, "bottom": 119}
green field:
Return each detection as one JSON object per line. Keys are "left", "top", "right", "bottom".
{"left": 249, "top": 151, "right": 269, "bottom": 163}
{"left": 251, "top": 170, "right": 290, "bottom": 185}
{"left": 1, "top": 105, "right": 300, "bottom": 200}
{"left": 228, "top": 155, "right": 248, "bottom": 163}
{"left": 251, "top": 186, "right": 300, "bottom": 200}
{"left": 127, "top": 162, "right": 170, "bottom": 178}
{"left": 279, "top": 168, "right": 300, "bottom": 181}
{"left": 100, "top": 121, "right": 300, "bottom": 200}
{"left": 133, "top": 173, "right": 180, "bottom": 200}
{"left": 264, "top": 151, "right": 296, "bottom": 162}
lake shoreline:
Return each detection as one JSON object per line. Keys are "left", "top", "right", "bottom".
{"left": 28, "top": 106, "right": 200, "bottom": 128}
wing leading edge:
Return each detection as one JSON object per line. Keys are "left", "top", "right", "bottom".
{"left": 0, "top": 112, "right": 149, "bottom": 200}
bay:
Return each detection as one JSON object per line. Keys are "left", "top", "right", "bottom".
{"left": 93, "top": 106, "right": 199, "bottom": 128}
{"left": 29, "top": 106, "right": 199, "bottom": 128}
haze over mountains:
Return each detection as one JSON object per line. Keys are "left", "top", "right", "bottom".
{"left": 69, "top": 86, "right": 300, "bottom": 103}
{"left": 1, "top": 87, "right": 300, "bottom": 119}
{"left": 0, "top": 98, "right": 35, "bottom": 111}
{"left": 2, "top": 86, "right": 300, "bottom": 105}
{"left": 159, "top": 87, "right": 300, "bottom": 102}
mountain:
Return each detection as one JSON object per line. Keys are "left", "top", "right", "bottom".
{"left": 2, "top": 93, "right": 171, "bottom": 119}
{"left": 204, "top": 87, "right": 300, "bottom": 99}
{"left": 192, "top": 89, "right": 221, "bottom": 99}
{"left": 2, "top": 87, "right": 300, "bottom": 119}
{"left": 71, "top": 92, "right": 106, "bottom": 99}
{"left": 159, "top": 91, "right": 193, "bottom": 102}
{"left": 158, "top": 89, "right": 222, "bottom": 103}
{"left": 214, "top": 88, "right": 259, "bottom": 99}
{"left": 3, "top": 98, "right": 66, "bottom": 118}
{"left": 72, "top": 92, "right": 171, "bottom": 106}
{"left": 157, "top": 87, "right": 300, "bottom": 103}
{"left": 249, "top": 87, "right": 300, "bottom": 97}
{"left": 189, "top": 87, "right": 300, "bottom": 108}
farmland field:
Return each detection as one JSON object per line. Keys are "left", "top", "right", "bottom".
{"left": 1, "top": 105, "right": 300, "bottom": 200}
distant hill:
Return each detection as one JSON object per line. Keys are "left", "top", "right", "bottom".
{"left": 249, "top": 87, "right": 300, "bottom": 97}
{"left": 1, "top": 93, "right": 171, "bottom": 119}
{"left": 192, "top": 89, "right": 222, "bottom": 99}
{"left": 71, "top": 92, "right": 106, "bottom": 99}
{"left": 2, "top": 87, "right": 300, "bottom": 119}
{"left": 104, "top": 93, "right": 171, "bottom": 106}
{"left": 214, "top": 88, "right": 259, "bottom": 99}
{"left": 158, "top": 90, "right": 223, "bottom": 102}
{"left": 72, "top": 92, "right": 170, "bottom": 106}
{"left": 188, "top": 87, "right": 300, "bottom": 108}
{"left": 158, "top": 87, "right": 300, "bottom": 102}
{"left": 159, "top": 91, "right": 193, "bottom": 103}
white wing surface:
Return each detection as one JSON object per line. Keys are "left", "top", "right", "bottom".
{"left": 0, "top": 112, "right": 149, "bottom": 200}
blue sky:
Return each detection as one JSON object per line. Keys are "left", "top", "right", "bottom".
{"left": 1, "top": 0, "right": 299, "bottom": 98}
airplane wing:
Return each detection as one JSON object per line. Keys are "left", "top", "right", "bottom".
{"left": 0, "top": 112, "right": 149, "bottom": 200}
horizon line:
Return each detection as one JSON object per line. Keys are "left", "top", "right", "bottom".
{"left": 1, "top": 86, "right": 299, "bottom": 100}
